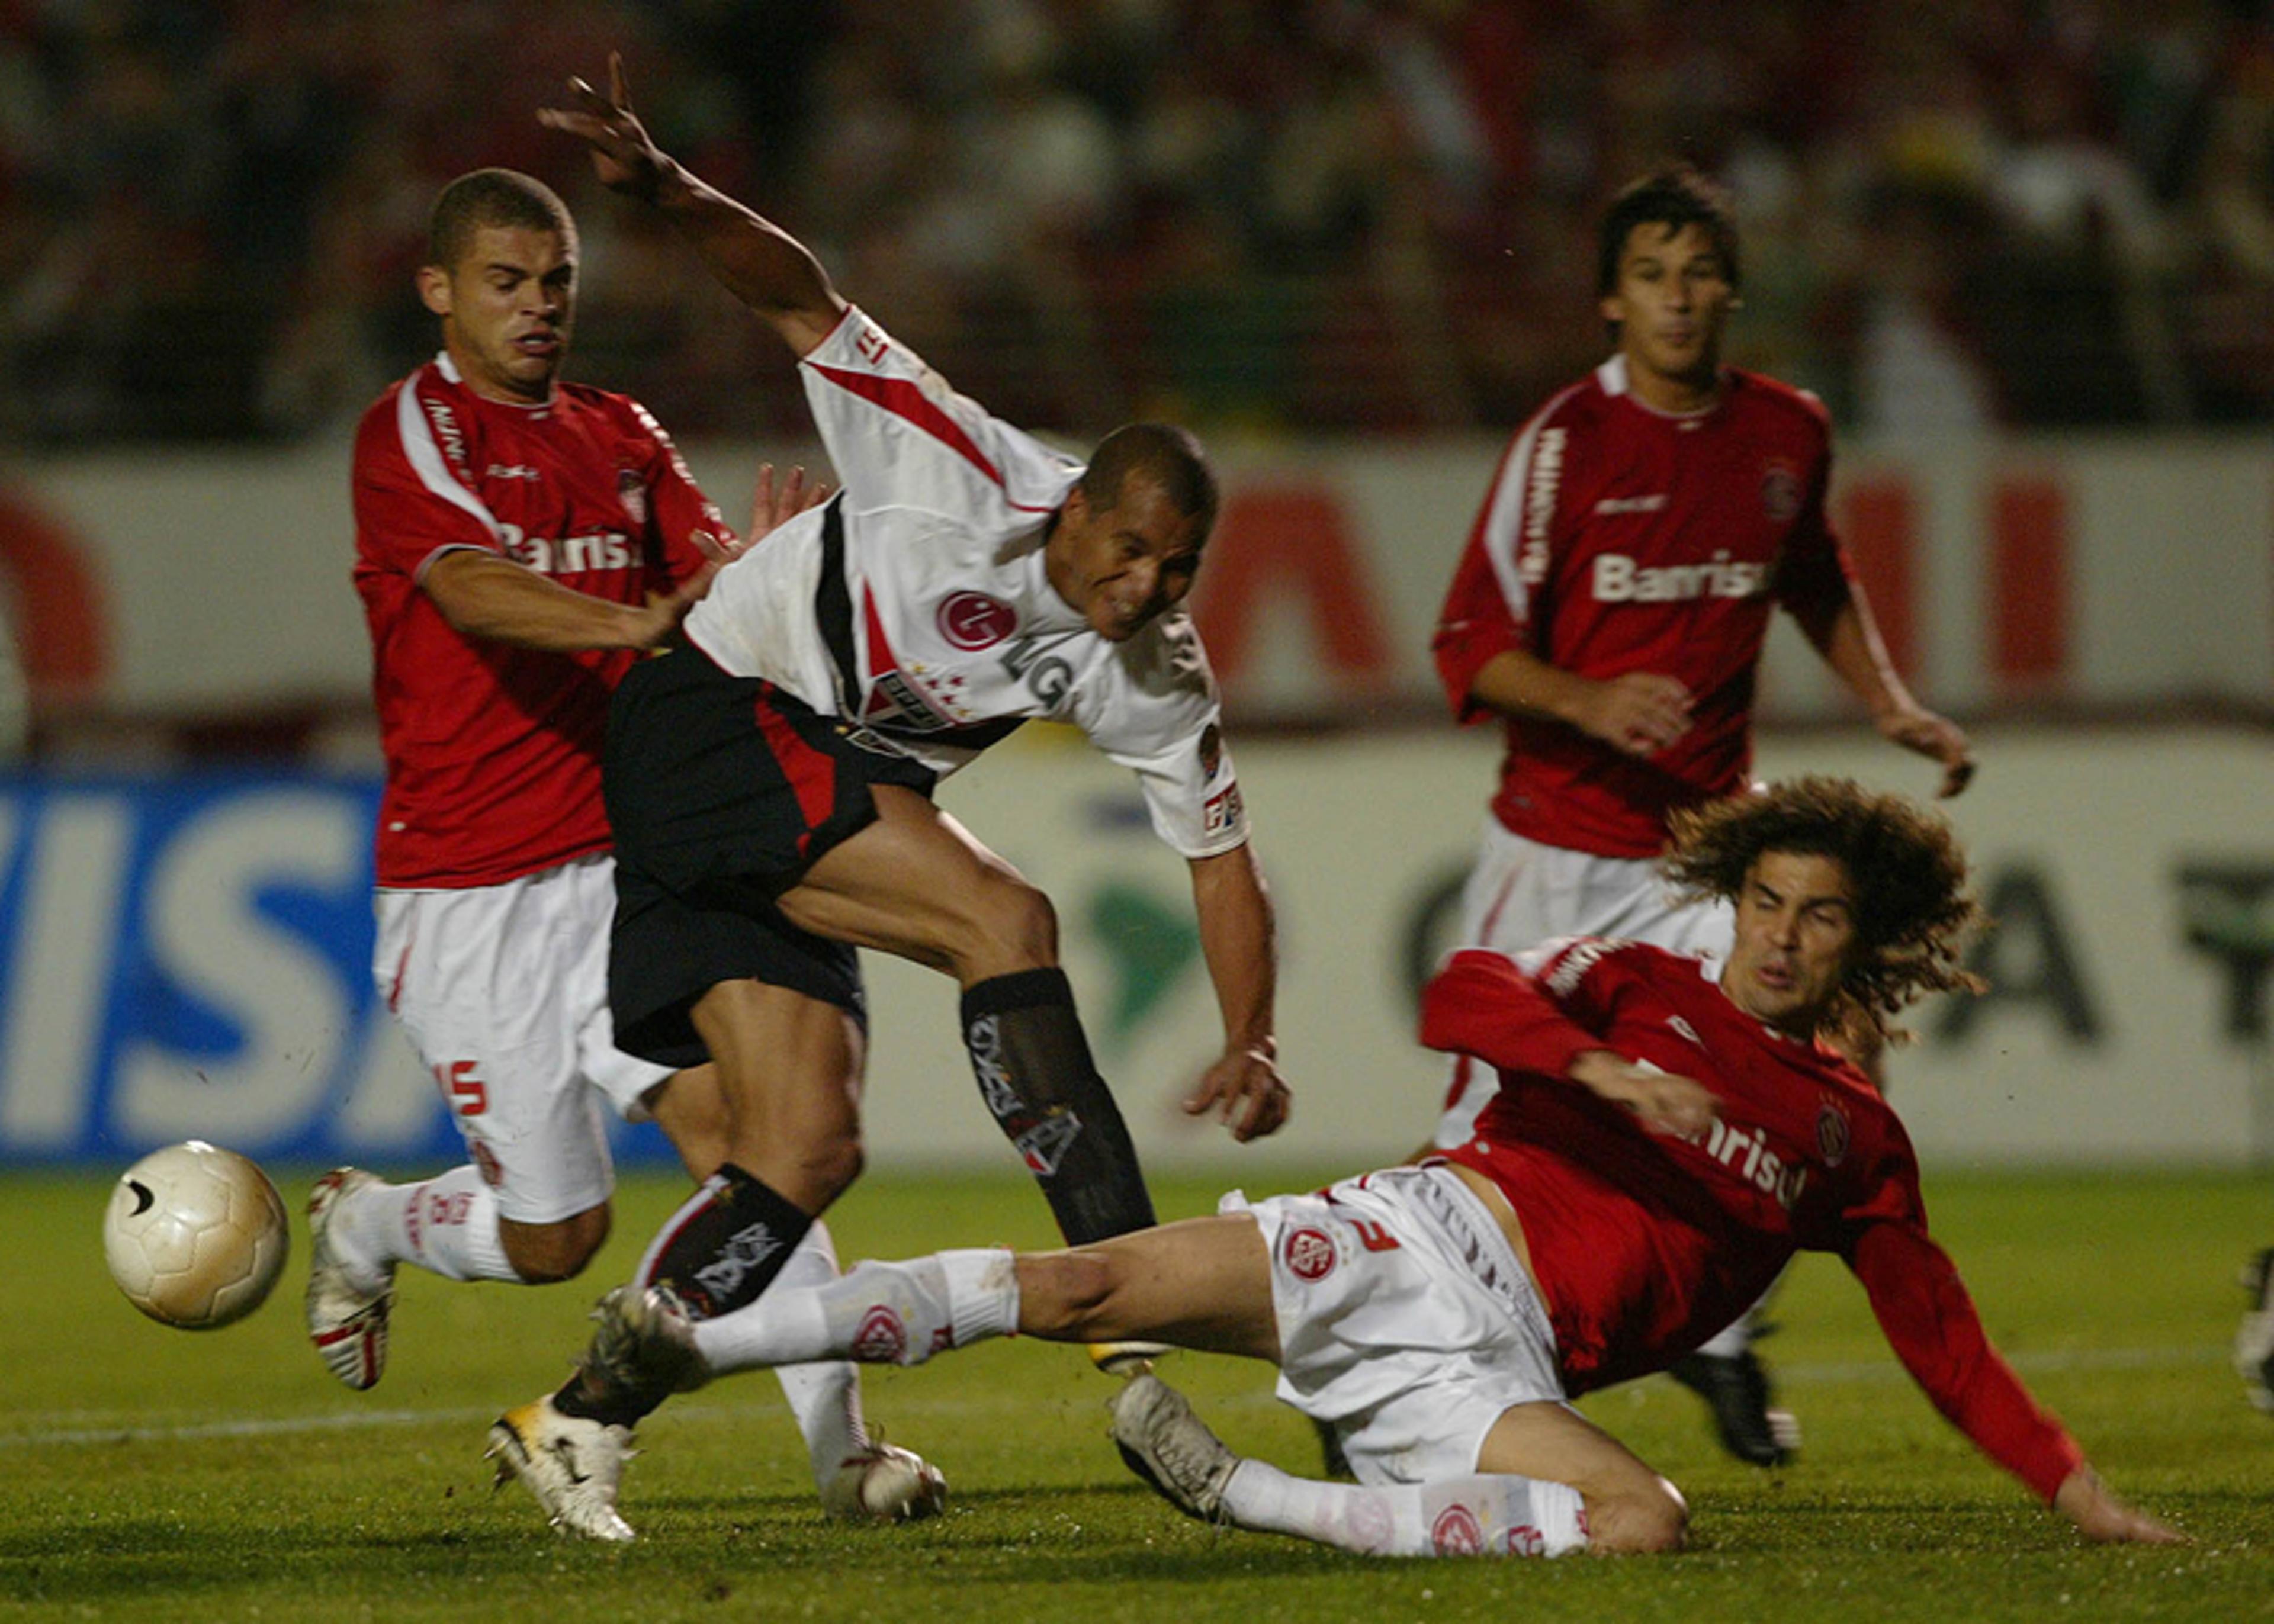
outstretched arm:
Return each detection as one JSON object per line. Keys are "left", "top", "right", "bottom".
{"left": 539, "top": 55, "right": 847, "bottom": 357}
{"left": 1182, "top": 844, "right": 1290, "bottom": 1143}
{"left": 1788, "top": 587, "right": 1974, "bottom": 798}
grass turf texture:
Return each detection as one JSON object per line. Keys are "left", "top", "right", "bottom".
{"left": 4, "top": 1166, "right": 2267, "bottom": 1622}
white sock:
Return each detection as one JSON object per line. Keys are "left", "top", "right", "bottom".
{"left": 694, "top": 1247, "right": 1018, "bottom": 1374}
{"left": 333, "top": 1165, "right": 518, "bottom": 1285}
{"left": 1222, "top": 1461, "right": 1587, "bottom": 1558}
{"left": 763, "top": 1221, "right": 876, "bottom": 1486}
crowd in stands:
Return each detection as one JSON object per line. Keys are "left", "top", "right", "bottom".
{"left": 5, "top": 0, "right": 2273, "bottom": 445}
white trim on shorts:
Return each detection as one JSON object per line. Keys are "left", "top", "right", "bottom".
{"left": 374, "top": 852, "right": 675, "bottom": 1224}
{"left": 1223, "top": 1165, "right": 1569, "bottom": 1487}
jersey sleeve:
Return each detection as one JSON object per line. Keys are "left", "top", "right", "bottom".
{"left": 799, "top": 307, "right": 1079, "bottom": 527}
{"left": 1430, "top": 394, "right": 1586, "bottom": 722}
{"left": 352, "top": 380, "right": 505, "bottom": 581}
{"left": 1418, "top": 940, "right": 1630, "bottom": 1082}
{"left": 1838, "top": 1128, "right": 2086, "bottom": 1503}
{"left": 622, "top": 396, "right": 733, "bottom": 590}
{"left": 1075, "top": 613, "right": 1248, "bottom": 858}
{"left": 1767, "top": 406, "right": 1854, "bottom": 623}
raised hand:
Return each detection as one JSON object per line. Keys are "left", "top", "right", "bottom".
{"left": 537, "top": 53, "right": 682, "bottom": 205}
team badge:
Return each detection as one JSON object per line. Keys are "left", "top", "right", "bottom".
{"left": 853, "top": 1304, "right": 907, "bottom": 1363}
{"left": 1815, "top": 1100, "right": 1851, "bottom": 1167}
{"left": 1431, "top": 1504, "right": 1485, "bottom": 1555}
{"left": 937, "top": 591, "right": 1017, "bottom": 650}
{"left": 618, "top": 469, "right": 648, "bottom": 528}
{"left": 1502, "top": 1523, "right": 1547, "bottom": 1556}
{"left": 1760, "top": 462, "right": 1801, "bottom": 524}
{"left": 1281, "top": 1226, "right": 1337, "bottom": 1282}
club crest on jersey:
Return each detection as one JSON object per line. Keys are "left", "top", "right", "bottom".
{"left": 1761, "top": 461, "right": 1801, "bottom": 524}
{"left": 936, "top": 591, "right": 1017, "bottom": 650}
{"left": 1281, "top": 1226, "right": 1337, "bottom": 1282}
{"left": 618, "top": 469, "right": 648, "bottom": 528}
{"left": 1816, "top": 1100, "right": 1851, "bottom": 1167}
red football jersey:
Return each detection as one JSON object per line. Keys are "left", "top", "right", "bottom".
{"left": 352, "top": 355, "right": 728, "bottom": 887}
{"left": 1428, "top": 941, "right": 2084, "bottom": 1504}
{"left": 1432, "top": 357, "right": 1857, "bottom": 858}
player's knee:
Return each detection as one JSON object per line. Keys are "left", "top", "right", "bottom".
{"left": 961, "top": 876, "right": 1060, "bottom": 973}
{"left": 795, "top": 1127, "right": 864, "bottom": 1204}
{"left": 1585, "top": 1475, "right": 1688, "bottom": 1555}
{"left": 501, "top": 1207, "right": 611, "bottom": 1284}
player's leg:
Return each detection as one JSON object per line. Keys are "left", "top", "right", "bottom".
{"left": 687, "top": 1212, "right": 1281, "bottom": 1378}
{"left": 779, "top": 784, "right": 1155, "bottom": 1246}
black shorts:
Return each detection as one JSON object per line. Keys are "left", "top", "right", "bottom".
{"left": 603, "top": 643, "right": 935, "bottom": 1069}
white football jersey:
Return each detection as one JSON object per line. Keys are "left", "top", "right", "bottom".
{"left": 686, "top": 307, "right": 1247, "bottom": 858}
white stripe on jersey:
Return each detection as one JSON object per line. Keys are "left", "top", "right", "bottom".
{"left": 1479, "top": 377, "right": 1589, "bottom": 623}
{"left": 394, "top": 366, "right": 502, "bottom": 544}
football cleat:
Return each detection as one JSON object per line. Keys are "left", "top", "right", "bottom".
{"left": 1087, "top": 1339, "right": 1173, "bottom": 1377}
{"left": 486, "top": 1396, "right": 637, "bottom": 1542}
{"left": 1109, "top": 1372, "right": 1238, "bottom": 1524}
{"left": 583, "top": 1282, "right": 708, "bottom": 1403}
{"left": 1666, "top": 1348, "right": 1800, "bottom": 1468}
{"left": 820, "top": 1440, "right": 949, "bottom": 1522}
{"left": 304, "top": 1168, "right": 394, "bottom": 1391}
{"left": 2234, "top": 1247, "right": 2274, "bottom": 1413}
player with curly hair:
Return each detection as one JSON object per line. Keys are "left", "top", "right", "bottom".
{"left": 586, "top": 776, "right": 2179, "bottom": 1557}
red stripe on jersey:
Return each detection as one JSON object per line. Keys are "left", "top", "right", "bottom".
{"left": 754, "top": 682, "right": 838, "bottom": 858}
{"left": 806, "top": 364, "right": 1055, "bottom": 512}
{"left": 1836, "top": 475, "right": 1918, "bottom": 677}
{"left": 1990, "top": 475, "right": 2069, "bottom": 687}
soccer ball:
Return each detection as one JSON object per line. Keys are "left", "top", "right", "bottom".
{"left": 102, "top": 1141, "right": 290, "bottom": 1329}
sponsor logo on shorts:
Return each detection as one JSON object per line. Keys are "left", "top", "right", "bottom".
{"left": 693, "top": 1220, "right": 785, "bottom": 1305}
{"left": 1015, "top": 1112, "right": 1083, "bottom": 1176}
{"left": 937, "top": 591, "right": 1017, "bottom": 650}
{"left": 1431, "top": 1503, "right": 1485, "bottom": 1555}
{"left": 853, "top": 1304, "right": 907, "bottom": 1363}
{"left": 1203, "top": 783, "right": 1244, "bottom": 838}
{"left": 1816, "top": 1100, "right": 1851, "bottom": 1167}
{"left": 1281, "top": 1226, "right": 1337, "bottom": 1282}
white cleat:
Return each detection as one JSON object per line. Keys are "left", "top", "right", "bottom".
{"left": 820, "top": 1440, "right": 949, "bottom": 1523}
{"left": 305, "top": 1168, "right": 393, "bottom": 1391}
{"left": 486, "top": 1396, "right": 637, "bottom": 1542}
{"left": 1109, "top": 1372, "right": 1238, "bottom": 1524}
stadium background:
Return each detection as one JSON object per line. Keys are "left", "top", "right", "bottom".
{"left": 0, "top": 0, "right": 2269, "bottom": 1178}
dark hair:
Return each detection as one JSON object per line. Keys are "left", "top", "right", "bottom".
{"left": 1595, "top": 165, "right": 1742, "bottom": 298}
{"left": 1079, "top": 423, "right": 1219, "bottom": 543}
{"left": 1662, "top": 777, "right": 1982, "bottom": 1048}
{"left": 427, "top": 169, "right": 577, "bottom": 272}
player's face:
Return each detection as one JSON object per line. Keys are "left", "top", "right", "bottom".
{"left": 418, "top": 226, "right": 577, "bottom": 404}
{"left": 1047, "top": 474, "right": 1206, "bottom": 642}
{"left": 1599, "top": 221, "right": 1734, "bottom": 408}
{"left": 1721, "top": 850, "right": 1860, "bottom": 1038}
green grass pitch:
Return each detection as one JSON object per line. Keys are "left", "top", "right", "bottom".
{"left": 5, "top": 1164, "right": 2270, "bottom": 1621}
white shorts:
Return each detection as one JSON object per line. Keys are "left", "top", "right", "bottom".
{"left": 1433, "top": 820, "right": 1733, "bottom": 1147}
{"left": 1226, "top": 1165, "right": 1569, "bottom": 1487}
{"left": 374, "top": 853, "right": 675, "bottom": 1224}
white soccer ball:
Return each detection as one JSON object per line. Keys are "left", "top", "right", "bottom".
{"left": 102, "top": 1141, "right": 290, "bottom": 1329}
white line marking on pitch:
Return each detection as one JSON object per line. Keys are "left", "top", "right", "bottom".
{"left": 0, "top": 1343, "right": 2227, "bottom": 1449}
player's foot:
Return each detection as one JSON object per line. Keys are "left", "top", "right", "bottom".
{"left": 2234, "top": 1247, "right": 2274, "bottom": 1413}
{"left": 1088, "top": 1339, "right": 1173, "bottom": 1376}
{"left": 584, "top": 1282, "right": 708, "bottom": 1403}
{"left": 486, "top": 1395, "right": 637, "bottom": 1542}
{"left": 1666, "top": 1348, "right": 1800, "bottom": 1467}
{"left": 1109, "top": 1371, "right": 1238, "bottom": 1523}
{"left": 304, "top": 1168, "right": 393, "bottom": 1391}
{"left": 820, "top": 1440, "right": 949, "bottom": 1522}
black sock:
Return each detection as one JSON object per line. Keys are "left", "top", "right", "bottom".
{"left": 961, "top": 967, "right": 1156, "bottom": 1245}
{"left": 556, "top": 1164, "right": 811, "bottom": 1426}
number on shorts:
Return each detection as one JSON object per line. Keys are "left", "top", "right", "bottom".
{"left": 439, "top": 1060, "right": 487, "bottom": 1117}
